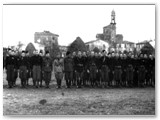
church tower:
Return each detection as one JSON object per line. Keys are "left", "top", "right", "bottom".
{"left": 110, "top": 10, "right": 116, "bottom": 42}
{"left": 111, "top": 10, "right": 116, "bottom": 25}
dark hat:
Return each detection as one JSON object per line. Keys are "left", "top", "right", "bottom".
{"left": 66, "top": 51, "right": 71, "bottom": 56}
{"left": 8, "top": 48, "right": 11, "bottom": 51}
{"left": 108, "top": 52, "right": 111, "bottom": 55}
{"left": 102, "top": 50, "right": 105, "bottom": 53}
{"left": 22, "top": 50, "right": 25, "bottom": 53}
{"left": 39, "top": 50, "right": 43, "bottom": 53}
{"left": 45, "top": 51, "right": 49, "bottom": 54}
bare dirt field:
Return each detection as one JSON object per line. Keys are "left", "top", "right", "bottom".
{"left": 3, "top": 72, "right": 155, "bottom": 115}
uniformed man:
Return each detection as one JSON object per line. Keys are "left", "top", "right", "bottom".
{"left": 121, "top": 53, "right": 127, "bottom": 87}
{"left": 138, "top": 54, "right": 146, "bottom": 87}
{"left": 12, "top": 50, "right": 20, "bottom": 87}
{"left": 5, "top": 49, "right": 16, "bottom": 88}
{"left": 87, "top": 51, "right": 97, "bottom": 88}
{"left": 126, "top": 54, "right": 134, "bottom": 87}
{"left": 99, "top": 50, "right": 110, "bottom": 88}
{"left": 133, "top": 54, "right": 139, "bottom": 87}
{"left": 72, "top": 51, "right": 77, "bottom": 86}
{"left": 54, "top": 54, "right": 64, "bottom": 89}
{"left": 39, "top": 51, "right": 44, "bottom": 87}
{"left": 64, "top": 51, "right": 74, "bottom": 88}
{"left": 114, "top": 52, "right": 122, "bottom": 87}
{"left": 95, "top": 52, "right": 101, "bottom": 87}
{"left": 82, "top": 51, "right": 88, "bottom": 87}
{"left": 31, "top": 50, "right": 43, "bottom": 88}
{"left": 110, "top": 52, "right": 115, "bottom": 86}
{"left": 25, "top": 51, "right": 31, "bottom": 86}
{"left": 42, "top": 51, "right": 53, "bottom": 88}
{"left": 19, "top": 51, "right": 28, "bottom": 88}
{"left": 74, "top": 51, "right": 84, "bottom": 88}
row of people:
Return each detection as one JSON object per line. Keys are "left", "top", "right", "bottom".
{"left": 4, "top": 49, "right": 155, "bottom": 88}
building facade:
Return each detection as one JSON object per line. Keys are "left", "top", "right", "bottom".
{"left": 34, "top": 31, "right": 59, "bottom": 52}
{"left": 85, "top": 39, "right": 110, "bottom": 52}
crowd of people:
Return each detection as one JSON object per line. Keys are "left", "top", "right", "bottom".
{"left": 4, "top": 48, "right": 155, "bottom": 89}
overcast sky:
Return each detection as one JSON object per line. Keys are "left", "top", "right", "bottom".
{"left": 3, "top": 5, "right": 155, "bottom": 47}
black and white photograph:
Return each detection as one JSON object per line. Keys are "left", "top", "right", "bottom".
{"left": 3, "top": 4, "right": 155, "bottom": 115}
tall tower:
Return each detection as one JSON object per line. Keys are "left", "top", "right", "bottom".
{"left": 110, "top": 10, "right": 116, "bottom": 42}
{"left": 111, "top": 10, "right": 116, "bottom": 24}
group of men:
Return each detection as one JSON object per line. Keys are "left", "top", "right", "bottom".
{"left": 4, "top": 48, "right": 155, "bottom": 89}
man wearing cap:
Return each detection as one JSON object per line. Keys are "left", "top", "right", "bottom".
{"left": 74, "top": 50, "right": 84, "bottom": 88}
{"left": 64, "top": 51, "right": 74, "bottom": 88}
{"left": 114, "top": 52, "right": 122, "bottom": 87}
{"left": 42, "top": 51, "right": 52, "bottom": 88}
{"left": 99, "top": 50, "right": 110, "bottom": 88}
{"left": 5, "top": 49, "right": 16, "bottom": 88}
{"left": 87, "top": 51, "right": 97, "bottom": 87}
{"left": 31, "top": 50, "right": 43, "bottom": 88}
{"left": 82, "top": 51, "right": 88, "bottom": 87}
{"left": 72, "top": 51, "right": 77, "bottom": 86}
{"left": 54, "top": 54, "right": 64, "bottom": 89}
{"left": 25, "top": 51, "right": 31, "bottom": 86}
{"left": 19, "top": 51, "right": 28, "bottom": 88}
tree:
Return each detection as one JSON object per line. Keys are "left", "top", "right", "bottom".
{"left": 141, "top": 42, "right": 154, "bottom": 55}
{"left": 45, "top": 43, "right": 60, "bottom": 59}
{"left": 68, "top": 37, "right": 87, "bottom": 53}
{"left": 25, "top": 42, "right": 36, "bottom": 56}
{"left": 93, "top": 47, "right": 100, "bottom": 53}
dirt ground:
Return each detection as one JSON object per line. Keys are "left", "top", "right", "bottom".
{"left": 3, "top": 72, "right": 155, "bottom": 115}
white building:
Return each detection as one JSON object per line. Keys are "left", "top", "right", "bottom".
{"left": 85, "top": 39, "right": 110, "bottom": 52}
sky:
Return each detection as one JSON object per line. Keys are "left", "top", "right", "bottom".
{"left": 2, "top": 5, "right": 155, "bottom": 47}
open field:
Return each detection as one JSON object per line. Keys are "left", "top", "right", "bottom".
{"left": 3, "top": 72, "right": 155, "bottom": 115}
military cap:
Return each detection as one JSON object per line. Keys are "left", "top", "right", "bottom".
{"left": 22, "top": 50, "right": 26, "bottom": 53}
{"left": 66, "top": 51, "right": 71, "bottom": 56}
{"left": 45, "top": 51, "right": 49, "bottom": 54}
{"left": 102, "top": 50, "right": 105, "bottom": 53}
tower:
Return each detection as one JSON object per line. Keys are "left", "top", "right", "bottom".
{"left": 111, "top": 10, "right": 116, "bottom": 25}
{"left": 110, "top": 10, "right": 116, "bottom": 42}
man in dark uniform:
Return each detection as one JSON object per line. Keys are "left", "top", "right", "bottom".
{"left": 5, "top": 49, "right": 16, "bottom": 88}
{"left": 82, "top": 51, "right": 88, "bottom": 87}
{"left": 64, "top": 51, "right": 74, "bottom": 88}
{"left": 114, "top": 52, "right": 122, "bottom": 87}
{"left": 72, "top": 51, "right": 77, "bottom": 86}
{"left": 99, "top": 50, "right": 110, "bottom": 88}
{"left": 39, "top": 51, "right": 44, "bottom": 87}
{"left": 126, "top": 54, "right": 134, "bottom": 87}
{"left": 31, "top": 50, "right": 43, "bottom": 88}
{"left": 121, "top": 53, "right": 127, "bottom": 87}
{"left": 25, "top": 51, "right": 31, "bottom": 86}
{"left": 87, "top": 51, "right": 97, "bottom": 87}
{"left": 95, "top": 52, "right": 101, "bottom": 87}
{"left": 74, "top": 51, "right": 84, "bottom": 88}
{"left": 144, "top": 54, "right": 151, "bottom": 86}
{"left": 109, "top": 52, "right": 116, "bottom": 86}
{"left": 138, "top": 54, "right": 146, "bottom": 87}
{"left": 12, "top": 50, "right": 20, "bottom": 87}
{"left": 133, "top": 54, "right": 139, "bottom": 87}
{"left": 19, "top": 51, "right": 28, "bottom": 88}
{"left": 42, "top": 51, "right": 53, "bottom": 88}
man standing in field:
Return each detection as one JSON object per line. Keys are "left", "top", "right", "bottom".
{"left": 74, "top": 51, "right": 84, "bottom": 88}
{"left": 19, "top": 51, "right": 28, "bottom": 88}
{"left": 31, "top": 50, "right": 43, "bottom": 88}
{"left": 64, "top": 51, "right": 74, "bottom": 88}
{"left": 5, "top": 49, "right": 16, "bottom": 88}
{"left": 42, "top": 51, "right": 53, "bottom": 88}
{"left": 54, "top": 54, "right": 64, "bottom": 89}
